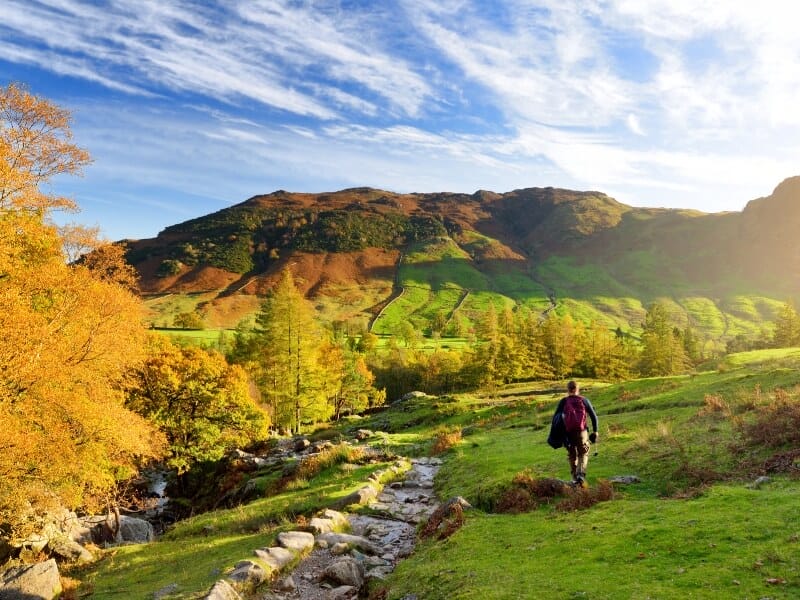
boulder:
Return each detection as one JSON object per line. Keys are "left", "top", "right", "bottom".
{"left": 0, "top": 559, "right": 62, "bottom": 600}
{"left": 310, "top": 440, "right": 335, "bottom": 453}
{"left": 321, "top": 557, "right": 365, "bottom": 588}
{"left": 80, "top": 514, "right": 154, "bottom": 545}
{"left": 331, "top": 485, "right": 378, "bottom": 509}
{"left": 397, "top": 391, "right": 428, "bottom": 403}
{"left": 227, "top": 560, "right": 268, "bottom": 587}
{"left": 118, "top": 515, "right": 155, "bottom": 543}
{"left": 321, "top": 510, "right": 348, "bottom": 529}
{"left": 294, "top": 438, "right": 311, "bottom": 452}
{"left": 253, "top": 547, "right": 294, "bottom": 571}
{"left": 153, "top": 583, "right": 180, "bottom": 599}
{"left": 276, "top": 531, "right": 314, "bottom": 554}
{"left": 316, "top": 533, "right": 379, "bottom": 555}
{"left": 203, "top": 579, "right": 241, "bottom": 600}
{"left": 308, "top": 508, "right": 348, "bottom": 535}
{"left": 354, "top": 429, "right": 373, "bottom": 441}
{"left": 608, "top": 475, "right": 641, "bottom": 485}
{"left": 48, "top": 536, "right": 93, "bottom": 564}
{"left": 308, "top": 517, "right": 335, "bottom": 535}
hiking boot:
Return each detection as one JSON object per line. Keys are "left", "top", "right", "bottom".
{"left": 575, "top": 475, "right": 588, "bottom": 489}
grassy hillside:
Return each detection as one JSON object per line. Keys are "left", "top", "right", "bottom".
{"left": 76, "top": 350, "right": 800, "bottom": 598}
{"left": 126, "top": 180, "right": 800, "bottom": 343}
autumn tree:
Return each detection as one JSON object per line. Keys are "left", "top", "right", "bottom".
{"left": 639, "top": 301, "right": 689, "bottom": 376}
{"left": 773, "top": 301, "right": 800, "bottom": 348}
{"left": 0, "top": 84, "right": 163, "bottom": 539}
{"left": 231, "top": 269, "right": 328, "bottom": 433}
{"left": 173, "top": 310, "right": 205, "bottom": 329}
{"left": 322, "top": 341, "right": 385, "bottom": 420}
{"left": 126, "top": 338, "right": 269, "bottom": 478}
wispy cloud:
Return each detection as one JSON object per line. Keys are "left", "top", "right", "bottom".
{"left": 3, "top": 0, "right": 799, "bottom": 239}
{"left": 1, "top": 0, "right": 433, "bottom": 120}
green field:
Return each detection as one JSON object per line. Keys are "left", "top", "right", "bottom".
{"left": 76, "top": 348, "right": 800, "bottom": 598}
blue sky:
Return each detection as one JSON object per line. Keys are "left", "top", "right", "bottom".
{"left": 2, "top": 0, "right": 799, "bottom": 241}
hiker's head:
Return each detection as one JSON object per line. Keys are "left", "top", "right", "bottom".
{"left": 567, "top": 380, "right": 579, "bottom": 394}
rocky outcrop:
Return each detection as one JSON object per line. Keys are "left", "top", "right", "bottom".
{"left": 0, "top": 559, "right": 62, "bottom": 600}
{"left": 79, "top": 514, "right": 154, "bottom": 545}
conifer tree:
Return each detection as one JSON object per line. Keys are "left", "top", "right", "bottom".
{"left": 773, "top": 301, "right": 800, "bottom": 348}
{"left": 252, "top": 269, "right": 326, "bottom": 433}
{"left": 639, "top": 301, "right": 688, "bottom": 376}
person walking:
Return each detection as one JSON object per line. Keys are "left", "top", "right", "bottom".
{"left": 551, "top": 381, "right": 598, "bottom": 486}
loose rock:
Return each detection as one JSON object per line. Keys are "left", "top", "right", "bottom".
{"left": 322, "top": 557, "right": 365, "bottom": 588}
{"left": 203, "top": 579, "right": 241, "bottom": 600}
{"left": 277, "top": 531, "right": 315, "bottom": 553}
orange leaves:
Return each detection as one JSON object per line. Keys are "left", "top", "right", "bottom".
{"left": 126, "top": 340, "right": 269, "bottom": 475}
{"left": 0, "top": 83, "right": 90, "bottom": 213}
{"left": 0, "top": 86, "right": 161, "bottom": 539}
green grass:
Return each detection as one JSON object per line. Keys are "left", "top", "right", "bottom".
{"left": 77, "top": 461, "right": 392, "bottom": 599}
{"left": 387, "top": 484, "right": 800, "bottom": 599}
{"left": 721, "top": 346, "right": 800, "bottom": 367}
{"left": 80, "top": 351, "right": 800, "bottom": 599}
{"left": 368, "top": 355, "right": 800, "bottom": 599}
{"left": 155, "top": 328, "right": 234, "bottom": 349}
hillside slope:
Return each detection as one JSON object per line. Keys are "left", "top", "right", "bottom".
{"left": 124, "top": 177, "right": 800, "bottom": 340}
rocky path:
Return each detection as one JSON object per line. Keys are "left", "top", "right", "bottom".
{"left": 259, "top": 457, "right": 441, "bottom": 600}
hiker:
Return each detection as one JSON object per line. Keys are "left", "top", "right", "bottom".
{"left": 549, "top": 381, "right": 598, "bottom": 486}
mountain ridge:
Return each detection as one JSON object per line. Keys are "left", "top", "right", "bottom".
{"left": 124, "top": 177, "right": 800, "bottom": 342}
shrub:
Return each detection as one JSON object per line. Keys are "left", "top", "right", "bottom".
{"left": 293, "top": 444, "right": 365, "bottom": 482}
{"left": 431, "top": 426, "right": 462, "bottom": 455}
{"left": 738, "top": 387, "right": 800, "bottom": 448}
{"left": 556, "top": 480, "right": 614, "bottom": 512}
{"left": 156, "top": 259, "right": 182, "bottom": 277}
{"left": 697, "top": 393, "right": 730, "bottom": 417}
{"left": 419, "top": 498, "right": 466, "bottom": 540}
{"left": 495, "top": 471, "right": 570, "bottom": 513}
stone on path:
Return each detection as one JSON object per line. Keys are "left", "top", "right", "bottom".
{"left": 277, "top": 531, "right": 314, "bottom": 553}
{"left": 254, "top": 546, "right": 295, "bottom": 570}
{"left": 322, "top": 557, "right": 365, "bottom": 588}
{"left": 331, "top": 486, "right": 378, "bottom": 509}
{"left": 316, "top": 533, "right": 379, "bottom": 555}
{"left": 203, "top": 579, "right": 241, "bottom": 600}
{"left": 328, "top": 585, "right": 358, "bottom": 600}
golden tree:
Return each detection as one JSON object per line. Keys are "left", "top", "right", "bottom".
{"left": 0, "top": 84, "right": 163, "bottom": 539}
{"left": 126, "top": 338, "right": 269, "bottom": 478}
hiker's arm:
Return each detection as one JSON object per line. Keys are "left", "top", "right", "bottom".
{"left": 584, "top": 398, "right": 599, "bottom": 432}
{"left": 553, "top": 397, "right": 566, "bottom": 419}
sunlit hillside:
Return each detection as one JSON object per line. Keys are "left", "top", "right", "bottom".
{"left": 125, "top": 178, "right": 800, "bottom": 347}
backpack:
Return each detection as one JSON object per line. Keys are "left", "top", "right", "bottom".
{"left": 562, "top": 395, "right": 587, "bottom": 433}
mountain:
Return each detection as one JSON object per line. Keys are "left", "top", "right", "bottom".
{"left": 124, "top": 177, "right": 800, "bottom": 344}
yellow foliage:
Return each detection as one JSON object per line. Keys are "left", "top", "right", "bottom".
{"left": 0, "top": 84, "right": 163, "bottom": 538}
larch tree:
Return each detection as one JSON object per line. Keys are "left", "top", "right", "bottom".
{"left": 245, "top": 269, "right": 328, "bottom": 433}
{"left": 639, "top": 301, "right": 688, "bottom": 376}
{"left": 773, "top": 301, "right": 800, "bottom": 348}
{"left": 0, "top": 84, "right": 164, "bottom": 539}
